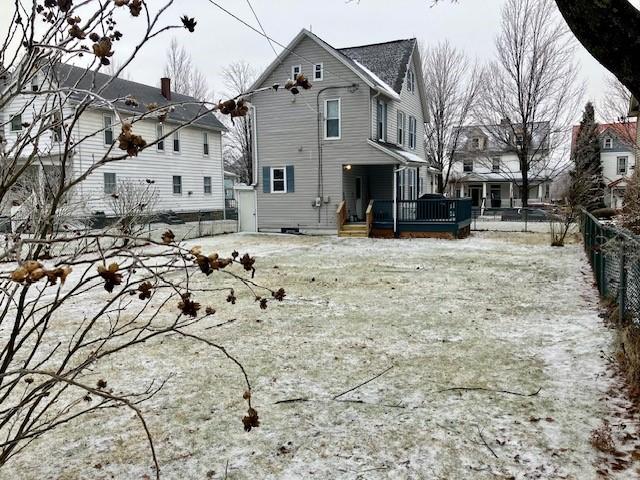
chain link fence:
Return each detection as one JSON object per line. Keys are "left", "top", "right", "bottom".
{"left": 581, "top": 210, "right": 640, "bottom": 324}
{"left": 471, "top": 207, "right": 559, "bottom": 233}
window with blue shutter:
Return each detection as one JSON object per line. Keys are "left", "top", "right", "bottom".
{"left": 286, "top": 165, "right": 294, "bottom": 193}
{"left": 263, "top": 167, "right": 271, "bottom": 193}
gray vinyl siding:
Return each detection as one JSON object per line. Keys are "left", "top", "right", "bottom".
{"left": 252, "top": 35, "right": 429, "bottom": 231}
{"left": 253, "top": 36, "right": 392, "bottom": 231}
{"left": 371, "top": 53, "right": 426, "bottom": 159}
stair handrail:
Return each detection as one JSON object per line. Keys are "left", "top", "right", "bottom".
{"left": 366, "top": 200, "right": 374, "bottom": 237}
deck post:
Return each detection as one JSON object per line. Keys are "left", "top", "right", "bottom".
{"left": 393, "top": 166, "right": 406, "bottom": 238}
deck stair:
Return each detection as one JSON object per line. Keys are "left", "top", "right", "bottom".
{"left": 338, "top": 222, "right": 369, "bottom": 238}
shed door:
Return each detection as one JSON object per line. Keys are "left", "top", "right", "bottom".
{"left": 236, "top": 188, "right": 257, "bottom": 232}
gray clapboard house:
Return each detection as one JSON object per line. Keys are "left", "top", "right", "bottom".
{"left": 249, "top": 29, "right": 464, "bottom": 237}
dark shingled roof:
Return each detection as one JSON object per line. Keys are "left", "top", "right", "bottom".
{"left": 338, "top": 39, "right": 416, "bottom": 94}
{"left": 53, "top": 64, "right": 225, "bottom": 131}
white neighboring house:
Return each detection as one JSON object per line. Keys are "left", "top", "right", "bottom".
{"left": 1, "top": 64, "right": 226, "bottom": 220}
{"left": 570, "top": 122, "right": 637, "bottom": 209}
{"left": 448, "top": 122, "right": 554, "bottom": 211}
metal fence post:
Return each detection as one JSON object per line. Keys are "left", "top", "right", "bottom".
{"left": 620, "top": 242, "right": 627, "bottom": 322}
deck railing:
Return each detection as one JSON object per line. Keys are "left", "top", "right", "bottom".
{"left": 372, "top": 198, "right": 472, "bottom": 225}
{"left": 336, "top": 201, "right": 347, "bottom": 230}
{"left": 365, "top": 200, "right": 374, "bottom": 236}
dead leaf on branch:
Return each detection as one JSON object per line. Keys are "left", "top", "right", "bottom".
{"left": 117, "top": 122, "right": 146, "bottom": 156}
{"left": 97, "top": 263, "right": 123, "bottom": 293}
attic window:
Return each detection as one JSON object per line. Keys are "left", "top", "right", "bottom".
{"left": 292, "top": 65, "right": 302, "bottom": 80}
{"left": 471, "top": 137, "right": 482, "bottom": 150}
{"left": 604, "top": 137, "right": 613, "bottom": 150}
{"left": 406, "top": 69, "right": 415, "bottom": 94}
{"left": 31, "top": 75, "right": 39, "bottom": 92}
{"left": 314, "top": 63, "right": 323, "bottom": 81}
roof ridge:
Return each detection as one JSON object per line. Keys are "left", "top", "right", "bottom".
{"left": 61, "top": 64, "right": 198, "bottom": 103}
{"left": 337, "top": 38, "right": 416, "bottom": 51}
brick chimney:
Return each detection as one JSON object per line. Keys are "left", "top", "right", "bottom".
{"left": 160, "top": 77, "right": 171, "bottom": 100}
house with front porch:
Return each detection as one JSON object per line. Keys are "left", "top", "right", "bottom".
{"left": 248, "top": 29, "right": 470, "bottom": 238}
{"left": 448, "top": 123, "right": 553, "bottom": 212}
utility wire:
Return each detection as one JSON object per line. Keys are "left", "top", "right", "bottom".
{"left": 206, "top": 0, "right": 359, "bottom": 85}
{"left": 245, "top": 0, "right": 278, "bottom": 56}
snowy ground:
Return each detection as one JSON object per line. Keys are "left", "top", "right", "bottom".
{"left": 0, "top": 231, "right": 633, "bottom": 479}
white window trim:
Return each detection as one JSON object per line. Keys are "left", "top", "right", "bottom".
{"left": 203, "top": 176, "right": 212, "bottom": 195}
{"left": 172, "top": 130, "right": 180, "bottom": 153}
{"left": 270, "top": 166, "right": 287, "bottom": 194}
{"left": 408, "top": 116, "right": 417, "bottom": 150}
{"left": 203, "top": 132, "right": 209, "bottom": 156}
{"left": 103, "top": 172, "right": 116, "bottom": 194}
{"left": 292, "top": 65, "right": 302, "bottom": 80}
{"left": 618, "top": 156, "right": 628, "bottom": 175}
{"left": 604, "top": 137, "right": 613, "bottom": 149}
{"left": 314, "top": 63, "right": 324, "bottom": 81}
{"left": 407, "top": 69, "right": 415, "bottom": 94}
{"left": 103, "top": 114, "right": 113, "bottom": 145}
{"left": 397, "top": 110, "right": 405, "bottom": 146}
{"left": 172, "top": 175, "right": 182, "bottom": 195}
{"left": 377, "top": 100, "right": 387, "bottom": 142}
{"left": 324, "top": 98, "right": 341, "bottom": 140}
{"left": 156, "top": 124, "right": 164, "bottom": 152}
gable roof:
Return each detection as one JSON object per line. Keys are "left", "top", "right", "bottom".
{"left": 338, "top": 39, "right": 415, "bottom": 95}
{"left": 250, "top": 29, "right": 425, "bottom": 109}
{"left": 52, "top": 64, "right": 225, "bottom": 131}
{"left": 570, "top": 122, "right": 636, "bottom": 151}
{"left": 454, "top": 122, "right": 551, "bottom": 153}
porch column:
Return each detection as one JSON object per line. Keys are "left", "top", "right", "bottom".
{"left": 481, "top": 182, "right": 487, "bottom": 215}
{"left": 460, "top": 183, "right": 465, "bottom": 198}
{"left": 509, "top": 182, "right": 514, "bottom": 208}
{"left": 538, "top": 183, "right": 544, "bottom": 202}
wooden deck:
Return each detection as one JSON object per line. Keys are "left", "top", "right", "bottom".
{"left": 337, "top": 198, "right": 472, "bottom": 239}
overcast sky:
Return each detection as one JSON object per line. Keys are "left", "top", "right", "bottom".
{"left": 103, "top": 0, "right": 636, "bottom": 119}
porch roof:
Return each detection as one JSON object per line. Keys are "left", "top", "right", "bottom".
{"left": 457, "top": 172, "right": 549, "bottom": 183}
{"left": 367, "top": 139, "right": 429, "bottom": 166}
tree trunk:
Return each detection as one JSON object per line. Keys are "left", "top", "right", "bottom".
{"left": 437, "top": 174, "right": 445, "bottom": 194}
{"left": 555, "top": 0, "right": 640, "bottom": 101}
{"left": 521, "top": 155, "right": 529, "bottom": 208}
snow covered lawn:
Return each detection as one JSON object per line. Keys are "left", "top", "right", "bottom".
{"left": 1, "top": 232, "right": 624, "bottom": 479}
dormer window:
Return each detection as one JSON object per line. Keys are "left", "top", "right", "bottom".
{"left": 292, "top": 65, "right": 302, "bottom": 80}
{"left": 604, "top": 137, "right": 613, "bottom": 150}
{"left": 471, "top": 137, "right": 482, "bottom": 150}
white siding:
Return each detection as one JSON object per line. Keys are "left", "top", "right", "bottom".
{"left": 72, "top": 110, "right": 224, "bottom": 214}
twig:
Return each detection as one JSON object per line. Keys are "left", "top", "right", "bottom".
{"left": 477, "top": 426, "right": 498, "bottom": 459}
{"left": 204, "top": 318, "right": 236, "bottom": 330}
{"left": 333, "top": 366, "right": 394, "bottom": 400}
{"left": 436, "top": 386, "right": 542, "bottom": 397}
{"left": 274, "top": 397, "right": 309, "bottom": 405}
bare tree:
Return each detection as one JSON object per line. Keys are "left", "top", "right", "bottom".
{"left": 163, "top": 38, "right": 210, "bottom": 101}
{"left": 221, "top": 61, "right": 257, "bottom": 185}
{"left": 474, "top": 0, "right": 583, "bottom": 207}
{"left": 422, "top": 41, "right": 480, "bottom": 193}
{"left": 599, "top": 76, "right": 638, "bottom": 148}
{"left": 0, "top": 1, "right": 312, "bottom": 474}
